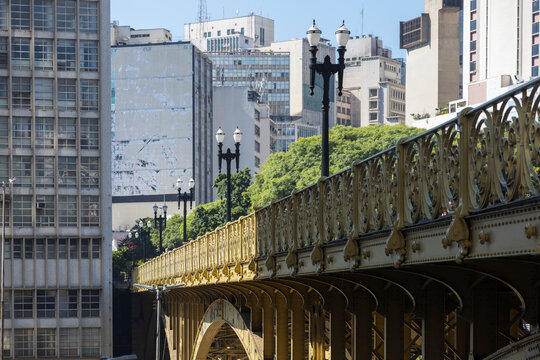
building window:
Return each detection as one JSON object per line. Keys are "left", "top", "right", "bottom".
{"left": 0, "top": 0, "right": 7, "bottom": 30}
{"left": 534, "top": 22, "right": 540, "bottom": 35}
{"left": 13, "top": 239, "right": 21, "bottom": 259}
{"left": 58, "top": 196, "right": 77, "bottom": 227}
{"left": 12, "top": 117, "right": 31, "bottom": 148}
{"left": 12, "top": 156, "right": 32, "bottom": 188}
{"left": 56, "top": 0, "right": 76, "bottom": 32}
{"left": 80, "top": 41, "right": 98, "bottom": 72}
{"left": 369, "top": 113, "right": 378, "bottom": 121}
{"left": 36, "top": 290, "right": 55, "bottom": 318}
{"left": 92, "top": 239, "right": 100, "bottom": 259}
{"left": 81, "top": 157, "right": 99, "bottom": 189}
{"left": 36, "top": 195, "right": 55, "bottom": 227}
{"left": 3, "top": 291, "right": 10, "bottom": 317}
{"left": 0, "top": 156, "right": 8, "bottom": 183}
{"left": 58, "top": 118, "right": 77, "bottom": 148}
{"left": 79, "top": 2, "right": 98, "bottom": 33}
{"left": 81, "top": 290, "right": 99, "bottom": 317}
{"left": 57, "top": 40, "right": 76, "bottom": 71}
{"left": 69, "top": 238, "right": 78, "bottom": 259}
{"left": 59, "top": 290, "right": 77, "bottom": 317}
{"left": 260, "top": 28, "right": 265, "bottom": 46}
{"left": 533, "top": 66, "right": 539, "bottom": 77}
{"left": 2, "top": 329, "right": 11, "bottom": 357}
{"left": 81, "top": 196, "right": 99, "bottom": 227}
{"left": 254, "top": 140, "right": 260, "bottom": 152}
{"left": 12, "top": 77, "right": 31, "bottom": 109}
{"left": 14, "top": 290, "right": 33, "bottom": 318}
{"left": 470, "top": 19, "right": 477, "bottom": 31}
{"left": 81, "top": 239, "right": 89, "bottom": 259}
{"left": 81, "top": 118, "right": 99, "bottom": 149}
{"left": 369, "top": 100, "right": 377, "bottom": 109}
{"left": 369, "top": 88, "right": 378, "bottom": 97}
{"left": 81, "top": 328, "right": 100, "bottom": 356}
{"left": 35, "top": 78, "right": 54, "bottom": 110}
{"left": 34, "top": 39, "right": 54, "bottom": 70}
{"left": 534, "top": 44, "right": 540, "bottom": 56}
{"left": 0, "top": 38, "right": 5, "bottom": 69}
{"left": 58, "top": 157, "right": 77, "bottom": 188}
{"left": 47, "top": 239, "right": 56, "bottom": 259}
{"left": 11, "top": 0, "right": 30, "bottom": 30}
{"left": 35, "top": 118, "right": 54, "bottom": 149}
{"left": 11, "top": 37, "right": 30, "bottom": 70}
{"left": 80, "top": 80, "right": 99, "bottom": 111}
{"left": 24, "top": 238, "right": 32, "bottom": 259}
{"left": 58, "top": 79, "right": 77, "bottom": 111}
{"left": 34, "top": 0, "right": 53, "bottom": 31}
{"left": 37, "top": 328, "right": 56, "bottom": 357}
{"left": 14, "top": 329, "right": 33, "bottom": 358}
{"left": 59, "top": 328, "right": 78, "bottom": 357}
{"left": 35, "top": 239, "right": 45, "bottom": 259}
{"left": 0, "top": 78, "right": 7, "bottom": 108}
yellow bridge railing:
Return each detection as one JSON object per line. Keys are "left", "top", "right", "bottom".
{"left": 134, "top": 77, "right": 540, "bottom": 285}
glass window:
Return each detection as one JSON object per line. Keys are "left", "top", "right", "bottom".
{"left": 13, "top": 239, "right": 21, "bottom": 259}
{"left": 58, "top": 196, "right": 77, "bottom": 227}
{"left": 36, "top": 195, "right": 55, "bottom": 227}
{"left": 534, "top": 0, "right": 539, "bottom": 12}
{"left": 3, "top": 291, "right": 10, "bottom": 318}
{"left": 80, "top": 79, "right": 99, "bottom": 111}
{"left": 81, "top": 290, "right": 99, "bottom": 317}
{"left": 58, "top": 157, "right": 77, "bottom": 188}
{"left": 35, "top": 239, "right": 45, "bottom": 259}
{"left": 34, "top": 0, "right": 53, "bottom": 31}
{"left": 0, "top": 156, "right": 7, "bottom": 185}
{"left": 36, "top": 328, "right": 56, "bottom": 357}
{"left": 12, "top": 78, "right": 31, "bottom": 108}
{"left": 81, "top": 118, "right": 99, "bottom": 149}
{"left": 35, "top": 118, "right": 54, "bottom": 148}
{"left": 59, "top": 328, "right": 78, "bottom": 357}
{"left": 13, "top": 290, "right": 33, "bottom": 318}
{"left": 59, "top": 290, "right": 77, "bottom": 317}
{"left": 58, "top": 79, "right": 76, "bottom": 110}
{"left": 12, "top": 117, "right": 31, "bottom": 148}
{"left": 11, "top": 0, "right": 30, "bottom": 30}
{"left": 0, "top": 0, "right": 7, "bottom": 30}
{"left": 34, "top": 39, "right": 54, "bottom": 70}
{"left": 81, "top": 157, "right": 99, "bottom": 189}
{"left": 11, "top": 37, "right": 30, "bottom": 70}
{"left": 58, "top": 239, "right": 67, "bottom": 258}
{"left": 35, "top": 78, "right": 54, "bottom": 110}
{"left": 4, "top": 239, "right": 11, "bottom": 259}
{"left": 80, "top": 41, "right": 99, "bottom": 72}
{"left": 57, "top": 40, "right": 76, "bottom": 71}
{"left": 533, "top": 66, "right": 539, "bottom": 77}
{"left": 470, "top": 40, "right": 477, "bottom": 51}
{"left": 91, "top": 239, "right": 100, "bottom": 259}
{"left": 47, "top": 239, "right": 56, "bottom": 259}
{"left": 81, "top": 196, "right": 99, "bottom": 227}
{"left": 56, "top": 0, "right": 76, "bottom": 32}
{"left": 12, "top": 156, "right": 31, "bottom": 188}
{"left": 69, "top": 238, "right": 78, "bottom": 259}
{"left": 534, "top": 22, "right": 540, "bottom": 34}
{"left": 36, "top": 156, "right": 54, "bottom": 188}
{"left": 81, "top": 328, "right": 100, "bottom": 356}
{"left": 2, "top": 328, "right": 10, "bottom": 358}
{"left": 0, "top": 78, "right": 7, "bottom": 108}
{"left": 79, "top": 2, "right": 98, "bottom": 33}
{"left": 24, "top": 238, "right": 32, "bottom": 259}
{"left": 0, "top": 37, "right": 8, "bottom": 69}
{"left": 81, "top": 239, "right": 89, "bottom": 259}
{"left": 14, "top": 329, "right": 33, "bottom": 358}
{"left": 36, "top": 290, "right": 55, "bottom": 318}
{"left": 58, "top": 118, "right": 77, "bottom": 148}
{"left": 534, "top": 44, "right": 540, "bottom": 56}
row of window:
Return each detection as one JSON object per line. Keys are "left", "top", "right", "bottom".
{"left": 0, "top": 0, "right": 98, "bottom": 33}
{"left": 0, "top": 77, "right": 99, "bottom": 111}
{"left": 0, "top": 116, "right": 99, "bottom": 150}
{"left": 0, "top": 37, "right": 99, "bottom": 72}
{"left": 0, "top": 155, "right": 99, "bottom": 189}
{"left": 4, "top": 238, "right": 101, "bottom": 259}
{"left": 1, "top": 195, "right": 99, "bottom": 227}
{"left": 533, "top": 1, "right": 539, "bottom": 77}
{"left": 469, "top": 1, "right": 478, "bottom": 82}
{"left": 2, "top": 327, "right": 100, "bottom": 358}
{"left": 336, "top": 106, "right": 351, "bottom": 115}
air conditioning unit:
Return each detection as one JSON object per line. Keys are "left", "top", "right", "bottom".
{"left": 36, "top": 202, "right": 46, "bottom": 209}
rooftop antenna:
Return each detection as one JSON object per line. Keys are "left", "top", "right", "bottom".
{"left": 361, "top": 5, "right": 364, "bottom": 35}
{"left": 197, "top": 0, "right": 207, "bottom": 40}
{"left": 235, "top": 9, "right": 239, "bottom": 16}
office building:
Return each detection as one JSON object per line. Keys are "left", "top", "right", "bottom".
{"left": 401, "top": 0, "right": 462, "bottom": 123}
{"left": 0, "top": 0, "right": 112, "bottom": 357}
{"left": 274, "top": 121, "right": 320, "bottom": 153}
{"left": 111, "top": 42, "right": 213, "bottom": 231}
{"left": 110, "top": 22, "right": 172, "bottom": 46}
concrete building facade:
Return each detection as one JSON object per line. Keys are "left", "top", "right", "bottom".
{"left": 0, "top": 0, "right": 112, "bottom": 357}
{"left": 111, "top": 42, "right": 213, "bottom": 231}
{"left": 110, "top": 23, "right": 172, "bottom": 46}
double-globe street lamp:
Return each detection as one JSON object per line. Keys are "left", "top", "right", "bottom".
{"left": 128, "top": 220, "right": 152, "bottom": 262}
{"left": 1, "top": 178, "right": 14, "bottom": 360}
{"left": 216, "top": 127, "right": 242, "bottom": 222}
{"left": 153, "top": 202, "right": 167, "bottom": 253}
{"left": 176, "top": 177, "right": 195, "bottom": 244}
{"left": 307, "top": 20, "right": 350, "bottom": 177}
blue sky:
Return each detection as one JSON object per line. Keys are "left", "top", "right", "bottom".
{"left": 111, "top": 0, "right": 423, "bottom": 59}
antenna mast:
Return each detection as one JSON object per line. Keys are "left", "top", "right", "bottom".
{"left": 198, "top": 0, "right": 208, "bottom": 45}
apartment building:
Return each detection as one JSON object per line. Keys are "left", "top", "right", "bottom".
{"left": 0, "top": 0, "right": 112, "bottom": 358}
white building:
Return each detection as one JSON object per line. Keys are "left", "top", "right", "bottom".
{"left": 402, "top": 0, "right": 462, "bottom": 123}
{"left": 111, "top": 42, "right": 213, "bottom": 231}
{"left": 0, "top": 0, "right": 112, "bottom": 357}
{"left": 110, "top": 23, "right": 172, "bottom": 46}
{"left": 184, "top": 14, "right": 274, "bottom": 51}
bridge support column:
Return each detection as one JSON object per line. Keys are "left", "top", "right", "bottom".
{"left": 384, "top": 289, "right": 404, "bottom": 360}
{"left": 291, "top": 293, "right": 305, "bottom": 359}
{"left": 471, "top": 280, "right": 498, "bottom": 358}
{"left": 309, "top": 304, "right": 326, "bottom": 360}
{"left": 276, "top": 295, "right": 289, "bottom": 359}
{"left": 351, "top": 295, "right": 372, "bottom": 360}
{"left": 329, "top": 294, "right": 346, "bottom": 360}
{"left": 422, "top": 285, "right": 446, "bottom": 359}
{"left": 263, "top": 296, "right": 275, "bottom": 360}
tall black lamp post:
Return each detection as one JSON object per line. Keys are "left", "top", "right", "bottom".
{"left": 177, "top": 177, "right": 195, "bottom": 244}
{"left": 216, "top": 127, "right": 242, "bottom": 223}
{"left": 128, "top": 220, "right": 152, "bottom": 262}
{"left": 153, "top": 202, "right": 167, "bottom": 253}
{"left": 307, "top": 20, "right": 350, "bottom": 177}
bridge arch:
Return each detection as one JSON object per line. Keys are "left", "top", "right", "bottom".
{"left": 191, "top": 299, "right": 263, "bottom": 360}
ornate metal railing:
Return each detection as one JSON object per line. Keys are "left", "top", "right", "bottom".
{"left": 134, "top": 77, "right": 540, "bottom": 284}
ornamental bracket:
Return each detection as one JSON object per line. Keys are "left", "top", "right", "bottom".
{"left": 385, "top": 219, "right": 406, "bottom": 268}
{"left": 442, "top": 205, "right": 471, "bottom": 264}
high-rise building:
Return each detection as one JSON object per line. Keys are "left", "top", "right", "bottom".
{"left": 401, "top": 0, "right": 462, "bottom": 123}
{"left": 110, "top": 22, "right": 172, "bottom": 46}
{"left": 0, "top": 0, "right": 112, "bottom": 358}
{"left": 111, "top": 41, "right": 213, "bottom": 231}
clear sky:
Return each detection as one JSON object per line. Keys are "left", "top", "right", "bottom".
{"left": 111, "top": 0, "right": 424, "bottom": 59}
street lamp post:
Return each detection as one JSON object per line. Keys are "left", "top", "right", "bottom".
{"left": 1, "top": 178, "right": 14, "bottom": 360}
{"left": 128, "top": 220, "right": 152, "bottom": 263}
{"left": 307, "top": 20, "right": 350, "bottom": 177}
{"left": 216, "top": 127, "right": 242, "bottom": 223}
{"left": 176, "top": 178, "right": 195, "bottom": 244}
{"left": 133, "top": 284, "right": 183, "bottom": 360}
{"left": 153, "top": 203, "right": 167, "bottom": 253}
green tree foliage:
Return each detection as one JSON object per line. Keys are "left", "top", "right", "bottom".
{"left": 248, "top": 125, "right": 424, "bottom": 208}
